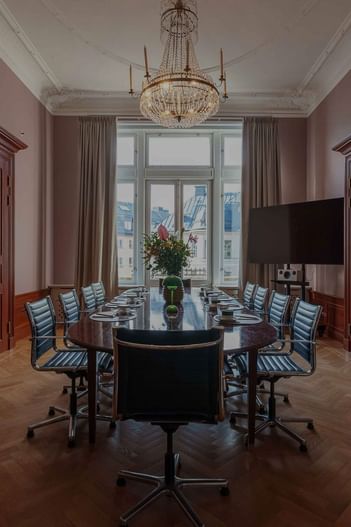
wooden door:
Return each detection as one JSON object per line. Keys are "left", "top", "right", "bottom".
{"left": 0, "top": 127, "right": 27, "bottom": 352}
{"left": 333, "top": 135, "right": 351, "bottom": 352}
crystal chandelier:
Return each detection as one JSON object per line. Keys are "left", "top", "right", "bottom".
{"left": 128, "top": 0, "right": 228, "bottom": 128}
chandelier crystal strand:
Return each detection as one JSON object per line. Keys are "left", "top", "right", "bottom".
{"left": 137, "top": 0, "right": 223, "bottom": 128}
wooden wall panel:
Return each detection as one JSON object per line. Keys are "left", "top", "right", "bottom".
{"left": 14, "top": 289, "right": 49, "bottom": 342}
{"left": 310, "top": 291, "right": 344, "bottom": 342}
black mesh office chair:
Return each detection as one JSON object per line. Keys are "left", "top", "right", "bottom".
{"left": 113, "top": 327, "right": 229, "bottom": 527}
{"left": 253, "top": 285, "right": 269, "bottom": 314}
{"left": 242, "top": 281, "right": 257, "bottom": 309}
{"left": 230, "top": 299, "right": 322, "bottom": 451}
{"left": 92, "top": 281, "right": 106, "bottom": 307}
{"left": 225, "top": 290, "right": 290, "bottom": 411}
{"left": 59, "top": 290, "right": 114, "bottom": 400}
{"left": 25, "top": 296, "right": 89, "bottom": 447}
{"left": 81, "top": 285, "right": 97, "bottom": 311}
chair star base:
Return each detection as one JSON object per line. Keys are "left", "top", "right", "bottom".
{"left": 117, "top": 453, "right": 229, "bottom": 527}
{"left": 116, "top": 427, "right": 229, "bottom": 527}
{"left": 230, "top": 380, "right": 314, "bottom": 452}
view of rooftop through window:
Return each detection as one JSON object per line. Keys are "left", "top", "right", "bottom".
{"left": 117, "top": 128, "right": 242, "bottom": 285}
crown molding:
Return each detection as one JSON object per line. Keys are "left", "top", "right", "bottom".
{"left": 297, "top": 8, "right": 351, "bottom": 95}
{"left": 0, "top": 0, "right": 62, "bottom": 90}
{"left": 47, "top": 89, "right": 313, "bottom": 118}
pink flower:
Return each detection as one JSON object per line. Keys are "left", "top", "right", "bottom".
{"left": 188, "top": 233, "right": 198, "bottom": 244}
{"left": 157, "top": 224, "right": 169, "bottom": 241}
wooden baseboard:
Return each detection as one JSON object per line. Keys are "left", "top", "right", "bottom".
{"left": 14, "top": 289, "right": 49, "bottom": 342}
{"left": 310, "top": 291, "right": 344, "bottom": 342}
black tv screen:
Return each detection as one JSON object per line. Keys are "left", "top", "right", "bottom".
{"left": 248, "top": 198, "right": 344, "bottom": 265}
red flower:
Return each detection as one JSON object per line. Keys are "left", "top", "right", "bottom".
{"left": 157, "top": 224, "right": 169, "bottom": 241}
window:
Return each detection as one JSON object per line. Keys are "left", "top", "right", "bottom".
{"left": 117, "top": 136, "right": 135, "bottom": 166}
{"left": 117, "top": 125, "right": 242, "bottom": 286}
{"left": 224, "top": 136, "right": 242, "bottom": 166}
{"left": 223, "top": 182, "right": 241, "bottom": 283}
{"left": 148, "top": 136, "right": 211, "bottom": 166}
{"left": 117, "top": 182, "right": 135, "bottom": 283}
{"left": 224, "top": 240, "right": 232, "bottom": 259}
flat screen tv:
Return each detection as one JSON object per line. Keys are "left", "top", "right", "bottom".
{"left": 248, "top": 198, "right": 344, "bottom": 265}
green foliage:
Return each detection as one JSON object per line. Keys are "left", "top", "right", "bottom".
{"left": 143, "top": 231, "right": 192, "bottom": 276}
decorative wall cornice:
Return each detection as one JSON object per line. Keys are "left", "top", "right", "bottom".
{"left": 45, "top": 88, "right": 314, "bottom": 118}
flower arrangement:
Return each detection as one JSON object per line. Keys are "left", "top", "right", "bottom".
{"left": 143, "top": 224, "right": 198, "bottom": 277}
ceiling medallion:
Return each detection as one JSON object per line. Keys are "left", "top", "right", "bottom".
{"left": 128, "top": 0, "right": 228, "bottom": 128}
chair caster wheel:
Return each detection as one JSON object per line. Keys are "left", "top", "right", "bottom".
{"left": 220, "top": 486, "right": 230, "bottom": 496}
{"left": 299, "top": 443, "right": 307, "bottom": 452}
{"left": 283, "top": 396, "right": 289, "bottom": 403}
{"left": 62, "top": 387, "right": 68, "bottom": 394}
{"left": 27, "top": 429, "right": 34, "bottom": 439}
{"left": 116, "top": 477, "right": 126, "bottom": 487}
{"left": 307, "top": 422, "right": 314, "bottom": 430}
{"left": 48, "top": 408, "right": 55, "bottom": 416}
{"left": 68, "top": 439, "right": 76, "bottom": 448}
{"left": 109, "top": 421, "right": 117, "bottom": 429}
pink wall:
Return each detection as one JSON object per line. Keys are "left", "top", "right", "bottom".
{"left": 53, "top": 117, "right": 79, "bottom": 284}
{"left": 306, "top": 70, "right": 351, "bottom": 298}
{"left": 0, "top": 59, "right": 53, "bottom": 294}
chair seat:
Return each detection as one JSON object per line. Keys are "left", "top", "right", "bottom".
{"left": 42, "top": 349, "right": 87, "bottom": 371}
{"left": 234, "top": 352, "right": 305, "bottom": 376}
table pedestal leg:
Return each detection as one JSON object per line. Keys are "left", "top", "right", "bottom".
{"left": 247, "top": 348, "right": 258, "bottom": 446}
{"left": 88, "top": 348, "right": 97, "bottom": 444}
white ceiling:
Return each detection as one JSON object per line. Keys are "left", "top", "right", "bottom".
{"left": 0, "top": 0, "right": 351, "bottom": 116}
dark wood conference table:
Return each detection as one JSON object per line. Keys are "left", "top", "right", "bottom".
{"left": 68, "top": 288, "right": 276, "bottom": 446}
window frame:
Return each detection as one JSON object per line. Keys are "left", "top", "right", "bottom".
{"left": 146, "top": 132, "right": 213, "bottom": 169}
{"left": 117, "top": 123, "right": 242, "bottom": 287}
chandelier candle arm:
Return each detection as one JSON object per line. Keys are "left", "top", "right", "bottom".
{"left": 129, "top": 64, "right": 134, "bottom": 95}
{"left": 144, "top": 46, "right": 150, "bottom": 79}
{"left": 220, "top": 48, "right": 224, "bottom": 82}
{"left": 223, "top": 72, "right": 228, "bottom": 99}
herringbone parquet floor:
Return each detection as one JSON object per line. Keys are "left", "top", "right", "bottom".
{"left": 1, "top": 337, "right": 351, "bottom": 527}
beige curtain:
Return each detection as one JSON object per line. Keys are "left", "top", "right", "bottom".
{"left": 76, "top": 116, "right": 118, "bottom": 298}
{"left": 240, "top": 117, "right": 281, "bottom": 289}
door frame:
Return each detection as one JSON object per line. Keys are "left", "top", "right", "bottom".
{"left": 145, "top": 179, "right": 212, "bottom": 287}
{"left": 0, "top": 127, "right": 27, "bottom": 351}
{"left": 333, "top": 134, "right": 351, "bottom": 353}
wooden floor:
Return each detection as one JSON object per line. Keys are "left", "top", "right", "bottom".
{"left": 1, "top": 337, "right": 351, "bottom": 527}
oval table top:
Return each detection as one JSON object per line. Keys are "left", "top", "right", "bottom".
{"left": 68, "top": 288, "right": 276, "bottom": 354}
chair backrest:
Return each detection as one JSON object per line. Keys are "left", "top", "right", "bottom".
{"left": 253, "top": 286, "right": 269, "bottom": 313}
{"left": 81, "top": 285, "right": 97, "bottom": 311}
{"left": 25, "top": 296, "right": 56, "bottom": 365}
{"left": 243, "top": 282, "right": 257, "bottom": 308}
{"left": 113, "top": 327, "right": 224, "bottom": 424}
{"left": 290, "top": 299, "right": 322, "bottom": 367}
{"left": 267, "top": 291, "right": 290, "bottom": 339}
{"left": 59, "top": 289, "right": 80, "bottom": 340}
{"left": 92, "top": 282, "right": 105, "bottom": 306}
